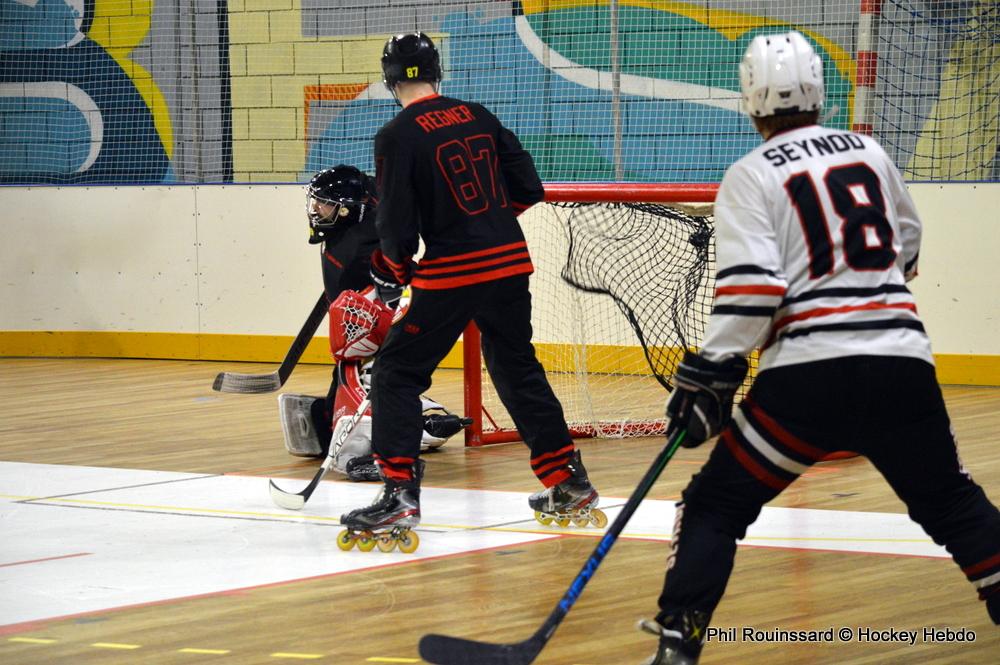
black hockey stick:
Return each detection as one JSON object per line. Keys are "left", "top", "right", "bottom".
{"left": 212, "top": 291, "right": 327, "bottom": 393}
{"left": 419, "top": 427, "right": 688, "bottom": 665}
{"left": 269, "top": 397, "right": 371, "bottom": 510}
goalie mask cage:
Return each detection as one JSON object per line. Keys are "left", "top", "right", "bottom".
{"left": 463, "top": 183, "right": 737, "bottom": 446}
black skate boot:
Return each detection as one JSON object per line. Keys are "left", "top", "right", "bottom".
{"left": 636, "top": 611, "right": 711, "bottom": 665}
{"left": 337, "top": 459, "right": 424, "bottom": 553}
{"left": 986, "top": 586, "right": 1000, "bottom": 624}
{"left": 528, "top": 451, "right": 607, "bottom": 528}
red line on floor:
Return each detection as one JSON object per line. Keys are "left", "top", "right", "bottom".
{"left": 0, "top": 552, "right": 92, "bottom": 568}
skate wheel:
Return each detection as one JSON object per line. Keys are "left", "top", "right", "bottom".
{"left": 356, "top": 533, "right": 377, "bottom": 552}
{"left": 397, "top": 530, "right": 419, "bottom": 554}
{"left": 336, "top": 530, "right": 356, "bottom": 551}
{"left": 590, "top": 509, "right": 608, "bottom": 529}
{"left": 573, "top": 516, "right": 590, "bottom": 527}
{"left": 555, "top": 517, "right": 571, "bottom": 528}
{"left": 534, "top": 511, "right": 553, "bottom": 526}
{"left": 376, "top": 535, "right": 396, "bottom": 553}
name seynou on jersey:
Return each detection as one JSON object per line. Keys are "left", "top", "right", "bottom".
{"left": 763, "top": 131, "right": 866, "bottom": 168}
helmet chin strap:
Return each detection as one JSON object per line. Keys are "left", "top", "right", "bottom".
{"left": 388, "top": 84, "right": 402, "bottom": 108}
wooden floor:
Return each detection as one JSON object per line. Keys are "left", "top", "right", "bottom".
{"left": 1, "top": 357, "right": 998, "bottom": 664}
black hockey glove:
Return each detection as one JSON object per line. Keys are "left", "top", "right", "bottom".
{"left": 666, "top": 351, "right": 749, "bottom": 448}
{"left": 370, "top": 248, "right": 412, "bottom": 308}
{"left": 423, "top": 413, "right": 473, "bottom": 439}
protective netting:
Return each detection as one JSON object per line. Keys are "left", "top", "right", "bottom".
{"left": 1, "top": 1, "right": 995, "bottom": 185}
{"left": 880, "top": 1, "right": 1000, "bottom": 180}
{"left": 474, "top": 197, "right": 758, "bottom": 440}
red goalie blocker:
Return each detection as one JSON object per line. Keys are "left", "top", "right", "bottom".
{"left": 329, "top": 289, "right": 394, "bottom": 360}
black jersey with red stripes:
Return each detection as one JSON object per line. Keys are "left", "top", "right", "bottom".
{"left": 320, "top": 173, "right": 379, "bottom": 303}
{"left": 373, "top": 94, "right": 543, "bottom": 290}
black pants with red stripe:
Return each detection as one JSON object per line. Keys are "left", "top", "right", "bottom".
{"left": 369, "top": 274, "right": 574, "bottom": 481}
{"left": 657, "top": 355, "right": 1000, "bottom": 626}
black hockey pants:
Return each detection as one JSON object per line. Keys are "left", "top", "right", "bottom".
{"left": 369, "top": 274, "right": 573, "bottom": 467}
{"left": 657, "top": 355, "right": 1000, "bottom": 625}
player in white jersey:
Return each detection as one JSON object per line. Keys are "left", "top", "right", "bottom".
{"left": 637, "top": 32, "right": 1000, "bottom": 665}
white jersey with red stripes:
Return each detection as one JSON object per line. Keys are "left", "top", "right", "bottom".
{"left": 702, "top": 123, "right": 932, "bottom": 371}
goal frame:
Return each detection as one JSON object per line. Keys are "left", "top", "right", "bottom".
{"left": 462, "top": 182, "right": 719, "bottom": 447}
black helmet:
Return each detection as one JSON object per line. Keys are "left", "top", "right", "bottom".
{"left": 381, "top": 32, "right": 441, "bottom": 91}
{"left": 305, "top": 165, "right": 373, "bottom": 244}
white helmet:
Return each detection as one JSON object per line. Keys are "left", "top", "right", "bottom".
{"left": 739, "top": 31, "right": 824, "bottom": 118}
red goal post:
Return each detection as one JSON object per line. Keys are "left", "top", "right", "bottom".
{"left": 462, "top": 182, "right": 720, "bottom": 446}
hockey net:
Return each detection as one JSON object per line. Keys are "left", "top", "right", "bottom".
{"left": 463, "top": 183, "right": 742, "bottom": 446}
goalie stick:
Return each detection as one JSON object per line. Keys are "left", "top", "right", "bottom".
{"left": 212, "top": 291, "right": 328, "bottom": 394}
{"left": 269, "top": 397, "right": 371, "bottom": 510}
{"left": 419, "top": 427, "right": 688, "bottom": 665}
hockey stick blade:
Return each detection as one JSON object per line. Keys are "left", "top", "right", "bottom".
{"left": 419, "top": 428, "right": 688, "bottom": 665}
{"left": 212, "top": 291, "right": 328, "bottom": 394}
{"left": 269, "top": 397, "right": 371, "bottom": 510}
{"left": 269, "top": 473, "right": 324, "bottom": 510}
{"left": 419, "top": 634, "right": 544, "bottom": 665}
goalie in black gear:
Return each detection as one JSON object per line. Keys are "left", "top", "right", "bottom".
{"left": 278, "top": 165, "right": 469, "bottom": 480}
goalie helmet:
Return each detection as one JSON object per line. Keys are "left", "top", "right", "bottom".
{"left": 381, "top": 32, "right": 441, "bottom": 91}
{"left": 305, "top": 165, "right": 374, "bottom": 245}
{"left": 739, "top": 31, "right": 824, "bottom": 118}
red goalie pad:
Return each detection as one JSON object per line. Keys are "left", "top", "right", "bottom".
{"left": 329, "top": 289, "right": 394, "bottom": 360}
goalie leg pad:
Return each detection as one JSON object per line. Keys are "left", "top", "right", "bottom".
{"left": 331, "top": 414, "right": 374, "bottom": 473}
{"left": 278, "top": 394, "right": 325, "bottom": 457}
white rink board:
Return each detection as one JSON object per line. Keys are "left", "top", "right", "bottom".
{"left": 1, "top": 183, "right": 998, "bottom": 356}
{"left": 0, "top": 462, "right": 947, "bottom": 627}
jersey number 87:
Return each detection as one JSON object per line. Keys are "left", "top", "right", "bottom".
{"left": 436, "top": 134, "right": 509, "bottom": 215}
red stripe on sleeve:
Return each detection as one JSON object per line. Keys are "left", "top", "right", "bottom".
{"left": 715, "top": 285, "right": 787, "bottom": 297}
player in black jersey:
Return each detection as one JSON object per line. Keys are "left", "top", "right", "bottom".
{"left": 338, "top": 32, "right": 604, "bottom": 553}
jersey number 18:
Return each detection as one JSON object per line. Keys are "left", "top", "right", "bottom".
{"left": 785, "top": 163, "right": 897, "bottom": 278}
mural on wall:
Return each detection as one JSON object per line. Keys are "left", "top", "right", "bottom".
{"left": 0, "top": 0, "right": 172, "bottom": 184}
{"left": 296, "top": 1, "right": 854, "bottom": 183}
{"left": 0, "top": 0, "right": 994, "bottom": 184}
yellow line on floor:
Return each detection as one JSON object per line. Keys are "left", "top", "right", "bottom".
{"left": 270, "top": 653, "right": 324, "bottom": 660}
{"left": 178, "top": 647, "right": 232, "bottom": 654}
{"left": 91, "top": 642, "right": 141, "bottom": 649}
{"left": 51, "top": 497, "right": 341, "bottom": 522}
{"left": 8, "top": 637, "right": 57, "bottom": 644}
